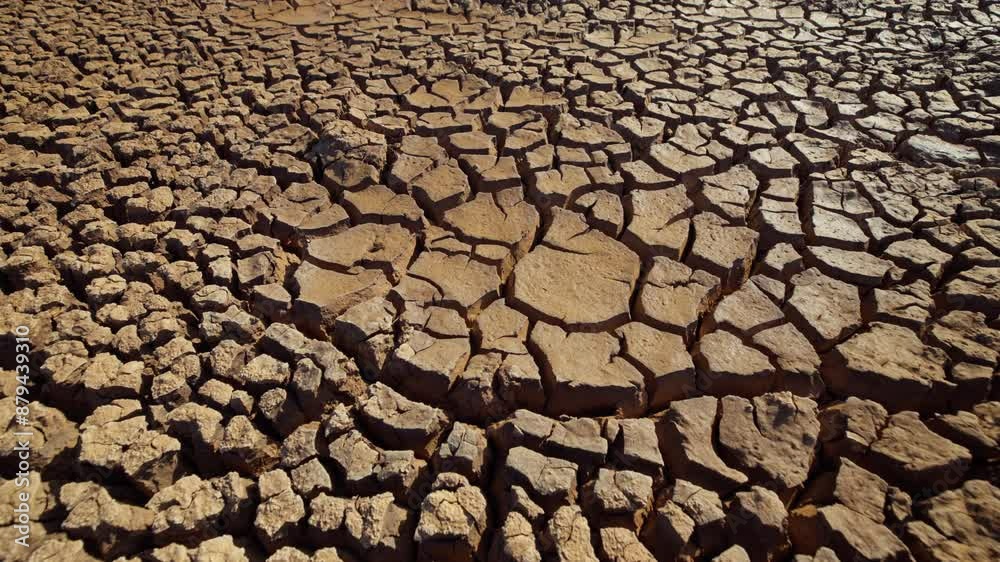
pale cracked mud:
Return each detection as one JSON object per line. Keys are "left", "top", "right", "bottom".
{"left": 0, "top": 0, "right": 998, "bottom": 561}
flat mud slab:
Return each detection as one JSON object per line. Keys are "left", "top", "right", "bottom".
{"left": 0, "top": 0, "right": 998, "bottom": 561}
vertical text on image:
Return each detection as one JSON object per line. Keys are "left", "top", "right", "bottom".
{"left": 11, "top": 324, "right": 33, "bottom": 548}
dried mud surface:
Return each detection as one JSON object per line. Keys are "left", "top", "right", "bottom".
{"left": 1, "top": 0, "right": 999, "bottom": 561}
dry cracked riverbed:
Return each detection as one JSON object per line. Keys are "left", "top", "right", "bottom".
{"left": 1, "top": 0, "right": 999, "bottom": 561}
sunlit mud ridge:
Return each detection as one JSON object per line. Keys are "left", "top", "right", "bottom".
{"left": 0, "top": 0, "right": 998, "bottom": 560}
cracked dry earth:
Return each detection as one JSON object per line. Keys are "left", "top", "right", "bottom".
{"left": 1, "top": 0, "right": 1000, "bottom": 561}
